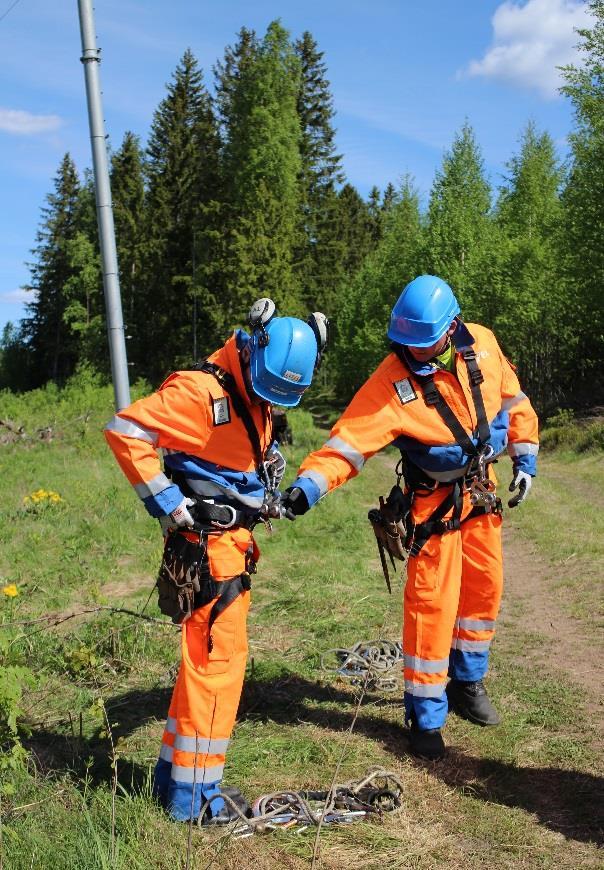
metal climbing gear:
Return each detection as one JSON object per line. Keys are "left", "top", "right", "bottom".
{"left": 467, "top": 444, "right": 498, "bottom": 510}
{"left": 321, "top": 640, "right": 404, "bottom": 692}
{"left": 200, "top": 768, "right": 404, "bottom": 837}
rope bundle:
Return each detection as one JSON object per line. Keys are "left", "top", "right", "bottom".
{"left": 320, "top": 639, "right": 404, "bottom": 691}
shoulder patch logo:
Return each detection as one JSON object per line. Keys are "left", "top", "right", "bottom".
{"left": 213, "top": 396, "right": 231, "bottom": 426}
{"left": 394, "top": 378, "right": 417, "bottom": 405}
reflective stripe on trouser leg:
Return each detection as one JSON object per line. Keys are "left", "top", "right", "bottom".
{"left": 449, "top": 510, "right": 503, "bottom": 682}
{"left": 404, "top": 486, "right": 465, "bottom": 731}
{"left": 153, "top": 586, "right": 250, "bottom": 821}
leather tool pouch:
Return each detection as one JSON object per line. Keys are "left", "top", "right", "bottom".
{"left": 368, "top": 484, "right": 410, "bottom": 562}
{"left": 156, "top": 531, "right": 217, "bottom": 624}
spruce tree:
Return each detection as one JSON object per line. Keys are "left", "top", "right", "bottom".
{"left": 144, "top": 49, "right": 221, "bottom": 381}
{"left": 111, "top": 132, "right": 145, "bottom": 368}
{"left": 334, "top": 177, "right": 424, "bottom": 398}
{"left": 333, "top": 184, "right": 376, "bottom": 280}
{"left": 560, "top": 0, "right": 604, "bottom": 401}
{"left": 425, "top": 122, "right": 495, "bottom": 322}
{"left": 293, "top": 31, "right": 344, "bottom": 313}
{"left": 22, "top": 154, "right": 82, "bottom": 386}
{"left": 495, "top": 122, "right": 565, "bottom": 409}
{"left": 217, "top": 21, "right": 302, "bottom": 319}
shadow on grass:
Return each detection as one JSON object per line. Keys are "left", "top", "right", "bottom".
{"left": 239, "top": 672, "right": 604, "bottom": 847}
{"left": 25, "top": 673, "right": 603, "bottom": 847}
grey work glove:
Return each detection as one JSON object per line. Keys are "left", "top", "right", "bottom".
{"left": 508, "top": 470, "right": 532, "bottom": 508}
{"left": 159, "top": 496, "right": 196, "bottom": 535}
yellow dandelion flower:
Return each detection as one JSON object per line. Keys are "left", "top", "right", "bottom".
{"left": 23, "top": 496, "right": 31, "bottom": 505}
{"left": 2, "top": 584, "right": 18, "bottom": 598}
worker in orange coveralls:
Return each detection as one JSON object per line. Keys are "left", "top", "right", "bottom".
{"left": 105, "top": 299, "right": 327, "bottom": 822}
{"left": 281, "top": 275, "right": 538, "bottom": 760}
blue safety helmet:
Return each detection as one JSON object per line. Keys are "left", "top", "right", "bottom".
{"left": 388, "top": 275, "right": 460, "bottom": 347}
{"left": 249, "top": 316, "right": 318, "bottom": 407}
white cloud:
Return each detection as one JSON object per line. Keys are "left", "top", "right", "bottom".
{"left": 463, "top": 0, "right": 593, "bottom": 99}
{"left": 0, "top": 288, "right": 34, "bottom": 304}
{"left": 0, "top": 108, "right": 62, "bottom": 135}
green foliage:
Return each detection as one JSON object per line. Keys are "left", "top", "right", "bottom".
{"left": 494, "top": 122, "right": 569, "bottom": 411}
{"left": 425, "top": 121, "right": 496, "bottom": 322}
{"left": 540, "top": 410, "right": 604, "bottom": 452}
{"left": 559, "top": 0, "right": 604, "bottom": 402}
{"left": 0, "top": 634, "right": 35, "bottom": 782}
{"left": 217, "top": 21, "right": 303, "bottom": 318}
{"left": 144, "top": 49, "right": 222, "bottom": 380}
{"left": 333, "top": 177, "right": 424, "bottom": 398}
{"left": 294, "top": 31, "right": 345, "bottom": 313}
{"left": 20, "top": 154, "right": 83, "bottom": 387}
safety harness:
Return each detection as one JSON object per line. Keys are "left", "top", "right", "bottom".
{"left": 157, "top": 361, "right": 271, "bottom": 639}
{"left": 374, "top": 345, "right": 501, "bottom": 562}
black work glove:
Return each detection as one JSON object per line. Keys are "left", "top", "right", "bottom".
{"left": 280, "top": 486, "right": 310, "bottom": 521}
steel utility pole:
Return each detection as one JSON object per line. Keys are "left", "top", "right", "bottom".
{"left": 77, "top": 0, "right": 130, "bottom": 410}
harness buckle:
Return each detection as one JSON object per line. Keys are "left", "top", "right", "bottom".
{"left": 211, "top": 504, "right": 238, "bottom": 529}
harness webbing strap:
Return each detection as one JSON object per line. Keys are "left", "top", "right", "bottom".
{"left": 391, "top": 344, "right": 491, "bottom": 455}
{"left": 462, "top": 350, "right": 490, "bottom": 446}
{"left": 390, "top": 343, "right": 494, "bottom": 557}
{"left": 206, "top": 573, "right": 252, "bottom": 644}
{"left": 196, "top": 361, "right": 272, "bottom": 469}
{"left": 408, "top": 480, "right": 463, "bottom": 557}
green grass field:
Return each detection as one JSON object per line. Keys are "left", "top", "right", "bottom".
{"left": 1, "top": 378, "right": 602, "bottom": 869}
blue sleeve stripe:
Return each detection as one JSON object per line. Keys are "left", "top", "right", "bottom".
{"left": 142, "top": 484, "right": 183, "bottom": 518}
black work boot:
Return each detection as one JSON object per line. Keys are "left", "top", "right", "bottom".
{"left": 407, "top": 718, "right": 446, "bottom": 761}
{"left": 201, "top": 786, "right": 251, "bottom": 826}
{"left": 446, "top": 678, "right": 500, "bottom": 726}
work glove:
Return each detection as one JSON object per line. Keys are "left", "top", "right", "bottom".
{"left": 265, "top": 447, "right": 287, "bottom": 490}
{"left": 508, "top": 469, "right": 532, "bottom": 508}
{"left": 159, "top": 497, "right": 196, "bottom": 535}
{"left": 279, "top": 486, "right": 310, "bottom": 521}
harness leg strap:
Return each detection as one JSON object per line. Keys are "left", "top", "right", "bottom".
{"left": 206, "top": 573, "right": 252, "bottom": 651}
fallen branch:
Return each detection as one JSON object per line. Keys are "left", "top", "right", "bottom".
{"left": 1, "top": 605, "right": 177, "bottom": 632}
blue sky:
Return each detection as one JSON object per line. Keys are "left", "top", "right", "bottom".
{"left": 0, "top": 0, "right": 592, "bottom": 333}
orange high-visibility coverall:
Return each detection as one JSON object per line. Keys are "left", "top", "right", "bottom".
{"left": 104, "top": 332, "right": 271, "bottom": 819}
{"left": 289, "top": 322, "right": 538, "bottom": 730}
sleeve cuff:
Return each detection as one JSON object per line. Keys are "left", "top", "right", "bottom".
{"left": 291, "top": 475, "right": 322, "bottom": 508}
{"left": 142, "top": 484, "right": 184, "bottom": 517}
{"left": 512, "top": 455, "right": 537, "bottom": 477}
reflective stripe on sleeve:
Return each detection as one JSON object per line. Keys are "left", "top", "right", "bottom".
{"left": 404, "top": 654, "right": 449, "bottom": 674}
{"left": 451, "top": 639, "right": 491, "bottom": 653}
{"left": 165, "top": 716, "right": 177, "bottom": 734}
{"left": 404, "top": 681, "right": 447, "bottom": 698}
{"left": 501, "top": 392, "right": 528, "bottom": 412}
{"left": 508, "top": 442, "right": 539, "bottom": 457}
{"left": 105, "top": 414, "right": 159, "bottom": 446}
{"left": 134, "top": 472, "right": 173, "bottom": 499}
{"left": 455, "top": 618, "right": 496, "bottom": 632}
{"left": 324, "top": 436, "right": 365, "bottom": 472}
{"left": 299, "top": 469, "right": 329, "bottom": 497}
{"left": 170, "top": 763, "right": 224, "bottom": 784}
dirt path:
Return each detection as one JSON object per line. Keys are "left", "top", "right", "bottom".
{"left": 500, "top": 526, "right": 603, "bottom": 739}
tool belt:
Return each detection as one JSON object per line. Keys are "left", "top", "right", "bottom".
{"left": 156, "top": 528, "right": 253, "bottom": 633}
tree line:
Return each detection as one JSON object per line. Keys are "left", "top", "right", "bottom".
{"left": 1, "top": 5, "right": 603, "bottom": 416}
